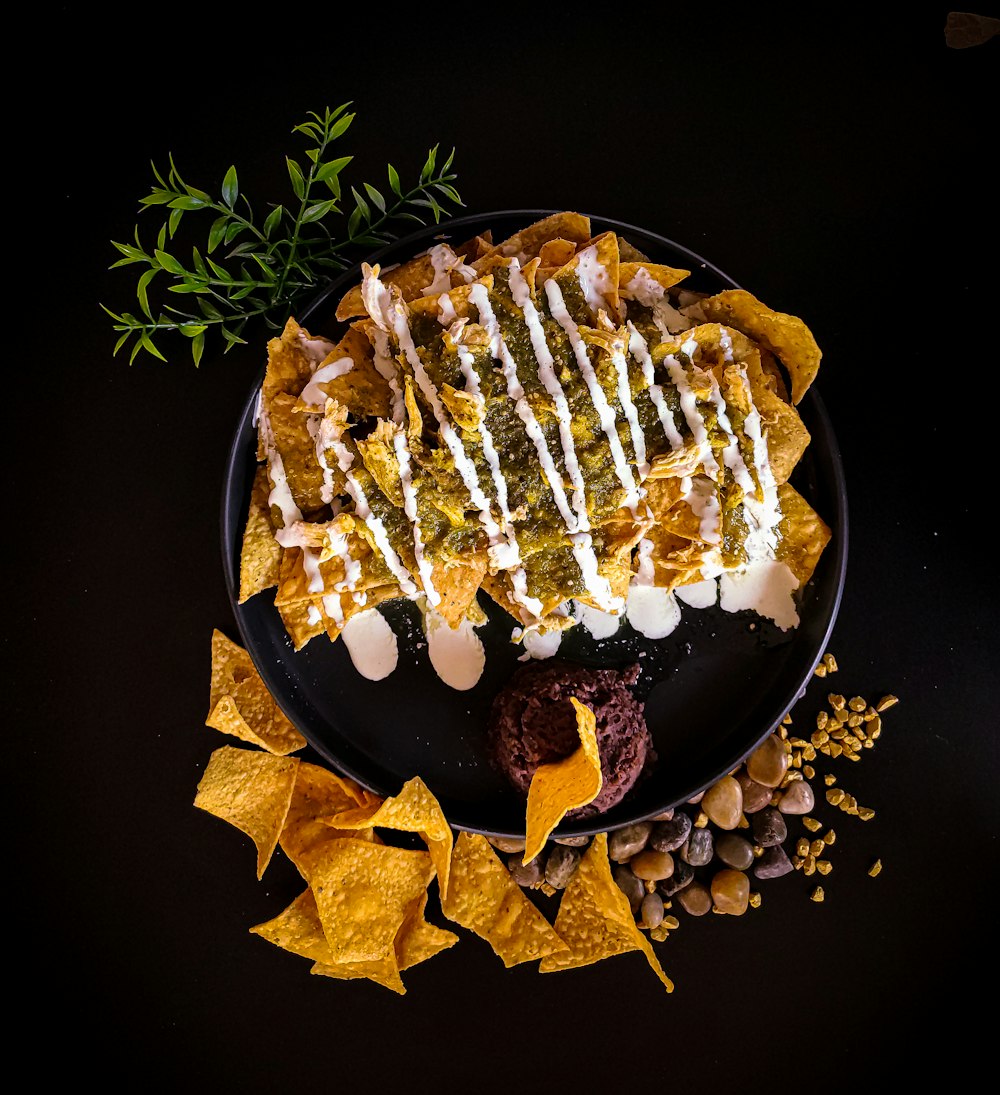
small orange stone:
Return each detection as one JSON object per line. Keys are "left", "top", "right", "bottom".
{"left": 702, "top": 776, "right": 744, "bottom": 830}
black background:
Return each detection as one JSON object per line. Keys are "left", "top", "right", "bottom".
{"left": 15, "top": 8, "right": 997, "bottom": 1089}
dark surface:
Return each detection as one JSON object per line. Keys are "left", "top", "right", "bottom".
{"left": 222, "top": 211, "right": 847, "bottom": 835}
{"left": 14, "top": 9, "right": 995, "bottom": 1089}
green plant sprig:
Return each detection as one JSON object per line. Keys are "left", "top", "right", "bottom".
{"left": 103, "top": 104, "right": 463, "bottom": 365}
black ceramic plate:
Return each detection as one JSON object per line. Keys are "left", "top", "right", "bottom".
{"left": 221, "top": 210, "right": 847, "bottom": 838}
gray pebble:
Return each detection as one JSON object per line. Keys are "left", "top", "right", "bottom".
{"left": 681, "top": 827, "right": 714, "bottom": 867}
{"left": 613, "top": 866, "right": 645, "bottom": 913}
{"left": 609, "top": 821, "right": 653, "bottom": 862}
{"left": 754, "top": 845, "right": 794, "bottom": 879}
{"left": 715, "top": 833, "right": 754, "bottom": 871}
{"left": 507, "top": 853, "right": 543, "bottom": 887}
{"left": 649, "top": 813, "right": 692, "bottom": 853}
{"left": 752, "top": 807, "right": 787, "bottom": 847}
{"left": 658, "top": 857, "right": 693, "bottom": 897}
{"left": 554, "top": 835, "right": 591, "bottom": 846}
{"left": 641, "top": 892, "right": 664, "bottom": 929}
{"left": 545, "top": 844, "right": 582, "bottom": 889}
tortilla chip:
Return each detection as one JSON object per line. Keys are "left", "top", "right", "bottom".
{"left": 310, "top": 954, "right": 406, "bottom": 994}
{"left": 276, "top": 593, "right": 325, "bottom": 650}
{"left": 699, "top": 290, "right": 821, "bottom": 405}
{"left": 239, "top": 466, "right": 282, "bottom": 603}
{"left": 250, "top": 887, "right": 333, "bottom": 964}
{"left": 539, "top": 833, "right": 673, "bottom": 991}
{"left": 302, "top": 837, "right": 434, "bottom": 964}
{"left": 754, "top": 384, "right": 811, "bottom": 484}
{"left": 297, "top": 326, "right": 393, "bottom": 420}
{"left": 268, "top": 392, "right": 327, "bottom": 513}
{"left": 776, "top": 483, "right": 831, "bottom": 587}
{"left": 280, "top": 761, "right": 377, "bottom": 876}
{"left": 431, "top": 554, "right": 488, "bottom": 629}
{"left": 619, "top": 261, "right": 690, "bottom": 295}
{"left": 441, "top": 833, "right": 568, "bottom": 968}
{"left": 206, "top": 630, "right": 306, "bottom": 755}
{"left": 395, "top": 893, "right": 459, "bottom": 970}
{"left": 335, "top": 242, "right": 478, "bottom": 321}
{"left": 324, "top": 776, "right": 454, "bottom": 899}
{"left": 618, "top": 238, "right": 651, "bottom": 263}
{"left": 475, "top": 212, "right": 591, "bottom": 270}
{"left": 194, "top": 746, "right": 299, "bottom": 879}
{"left": 259, "top": 318, "right": 334, "bottom": 458}
{"left": 523, "top": 698, "right": 602, "bottom": 864}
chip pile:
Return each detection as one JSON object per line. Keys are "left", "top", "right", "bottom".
{"left": 239, "top": 212, "right": 830, "bottom": 653}
{"left": 196, "top": 631, "right": 673, "bottom": 992}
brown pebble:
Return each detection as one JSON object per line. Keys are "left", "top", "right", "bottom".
{"left": 702, "top": 776, "right": 743, "bottom": 830}
{"left": 650, "top": 809, "right": 675, "bottom": 821}
{"left": 489, "top": 836, "right": 525, "bottom": 854}
{"left": 640, "top": 892, "right": 664, "bottom": 929}
{"left": 631, "top": 849, "right": 675, "bottom": 881}
{"left": 687, "top": 790, "right": 705, "bottom": 805}
{"left": 676, "top": 880, "right": 713, "bottom": 916}
{"left": 746, "top": 734, "right": 790, "bottom": 788}
{"left": 711, "top": 869, "right": 750, "bottom": 915}
{"left": 777, "top": 780, "right": 815, "bottom": 815}
{"left": 736, "top": 772, "right": 772, "bottom": 814}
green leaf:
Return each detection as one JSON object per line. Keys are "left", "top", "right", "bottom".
{"left": 191, "top": 247, "right": 208, "bottom": 277}
{"left": 168, "top": 195, "right": 208, "bottom": 210}
{"left": 140, "top": 190, "right": 175, "bottom": 206}
{"left": 113, "top": 331, "right": 132, "bottom": 355}
{"left": 154, "top": 249, "right": 186, "bottom": 275}
{"left": 329, "top": 112, "right": 355, "bottom": 140}
{"left": 316, "top": 156, "right": 352, "bottom": 182}
{"left": 198, "top": 299, "right": 224, "bottom": 320}
{"left": 434, "top": 182, "right": 463, "bottom": 205}
{"left": 363, "top": 183, "right": 386, "bottom": 214}
{"left": 140, "top": 331, "right": 167, "bottom": 362}
{"left": 168, "top": 208, "right": 184, "bottom": 237}
{"left": 286, "top": 157, "right": 306, "bottom": 199}
{"left": 263, "top": 206, "right": 283, "bottom": 239}
{"left": 222, "top": 165, "right": 239, "bottom": 208}
{"left": 208, "top": 215, "right": 228, "bottom": 253}
{"left": 137, "top": 268, "right": 157, "bottom": 317}
{"left": 191, "top": 330, "right": 205, "bottom": 367}
{"left": 301, "top": 198, "right": 338, "bottom": 224}
{"left": 157, "top": 224, "right": 167, "bottom": 251}
{"left": 420, "top": 144, "right": 438, "bottom": 183}
{"left": 207, "top": 258, "right": 234, "bottom": 282}
{"left": 323, "top": 173, "right": 342, "bottom": 200}
{"left": 350, "top": 186, "right": 370, "bottom": 222}
{"left": 347, "top": 206, "right": 364, "bottom": 236}
{"left": 224, "top": 221, "right": 244, "bottom": 245}
{"left": 387, "top": 163, "right": 402, "bottom": 197}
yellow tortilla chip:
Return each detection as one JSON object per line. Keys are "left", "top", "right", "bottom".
{"left": 395, "top": 893, "right": 459, "bottom": 971}
{"left": 194, "top": 746, "right": 299, "bottom": 879}
{"left": 324, "top": 776, "right": 454, "bottom": 899}
{"left": 430, "top": 555, "right": 488, "bottom": 630}
{"left": 310, "top": 954, "right": 406, "bottom": 994}
{"left": 755, "top": 384, "right": 811, "bottom": 483}
{"left": 280, "top": 761, "right": 377, "bottom": 877}
{"left": 619, "top": 261, "right": 690, "bottom": 295}
{"left": 259, "top": 318, "right": 333, "bottom": 458}
{"left": 302, "top": 837, "right": 434, "bottom": 964}
{"left": 699, "top": 289, "right": 821, "bottom": 405}
{"left": 268, "top": 392, "right": 328, "bottom": 513}
{"left": 298, "top": 326, "right": 393, "bottom": 420}
{"left": 481, "top": 212, "right": 591, "bottom": 266}
{"left": 441, "top": 833, "right": 568, "bottom": 968}
{"left": 275, "top": 591, "right": 325, "bottom": 650}
{"left": 523, "top": 698, "right": 602, "bottom": 864}
{"left": 540, "top": 833, "right": 673, "bottom": 991}
{"left": 776, "top": 483, "right": 831, "bottom": 587}
{"left": 206, "top": 630, "right": 306, "bottom": 755}
{"left": 239, "top": 466, "right": 282, "bottom": 603}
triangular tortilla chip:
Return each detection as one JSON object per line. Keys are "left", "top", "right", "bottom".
{"left": 440, "top": 833, "right": 568, "bottom": 968}
{"left": 194, "top": 746, "right": 299, "bottom": 879}
{"left": 540, "top": 833, "right": 673, "bottom": 991}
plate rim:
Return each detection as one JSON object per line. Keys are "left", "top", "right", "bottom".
{"left": 221, "top": 209, "right": 848, "bottom": 837}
